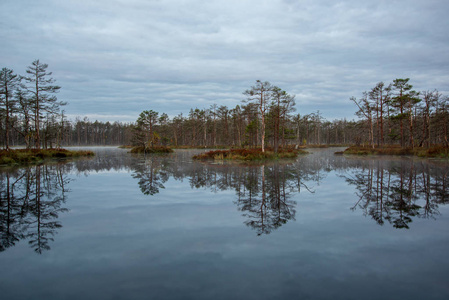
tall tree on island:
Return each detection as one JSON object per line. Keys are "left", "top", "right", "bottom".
{"left": 270, "top": 86, "right": 296, "bottom": 152}
{"left": 369, "top": 82, "right": 391, "bottom": 146}
{"left": 243, "top": 80, "right": 273, "bottom": 152}
{"left": 15, "top": 87, "right": 33, "bottom": 148}
{"left": 421, "top": 90, "right": 439, "bottom": 147}
{"left": 0, "top": 67, "right": 19, "bottom": 150}
{"left": 391, "top": 78, "right": 414, "bottom": 148}
{"left": 22, "top": 60, "right": 64, "bottom": 149}
{"left": 136, "top": 110, "right": 159, "bottom": 147}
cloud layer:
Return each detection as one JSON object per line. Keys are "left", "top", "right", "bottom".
{"left": 1, "top": 0, "right": 448, "bottom": 122}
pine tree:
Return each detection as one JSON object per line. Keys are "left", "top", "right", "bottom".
{"left": 22, "top": 60, "right": 64, "bottom": 149}
{"left": 0, "top": 68, "right": 19, "bottom": 149}
{"left": 243, "top": 80, "right": 273, "bottom": 152}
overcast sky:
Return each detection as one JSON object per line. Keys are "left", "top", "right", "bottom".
{"left": 1, "top": 0, "right": 448, "bottom": 122}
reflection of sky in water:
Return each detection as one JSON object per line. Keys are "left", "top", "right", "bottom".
{"left": 1, "top": 148, "right": 448, "bottom": 300}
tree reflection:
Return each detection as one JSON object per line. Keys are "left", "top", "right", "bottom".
{"left": 132, "top": 154, "right": 321, "bottom": 235}
{"left": 342, "top": 160, "right": 449, "bottom": 229}
{"left": 132, "top": 150, "right": 449, "bottom": 233}
{"left": 0, "top": 165, "right": 69, "bottom": 253}
{"left": 234, "top": 164, "right": 297, "bottom": 235}
{"left": 132, "top": 155, "right": 170, "bottom": 195}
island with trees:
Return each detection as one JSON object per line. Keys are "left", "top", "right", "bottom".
{"left": 0, "top": 60, "right": 94, "bottom": 166}
{"left": 347, "top": 78, "right": 448, "bottom": 157}
{"left": 2, "top": 61, "right": 448, "bottom": 160}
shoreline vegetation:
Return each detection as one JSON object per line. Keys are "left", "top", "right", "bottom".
{"left": 125, "top": 143, "right": 449, "bottom": 159}
{"left": 192, "top": 148, "right": 307, "bottom": 161}
{"left": 340, "top": 145, "right": 449, "bottom": 158}
{"left": 0, "top": 148, "right": 95, "bottom": 166}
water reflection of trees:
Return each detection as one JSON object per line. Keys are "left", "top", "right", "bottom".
{"left": 341, "top": 159, "right": 449, "bottom": 229}
{"left": 132, "top": 150, "right": 449, "bottom": 232}
{"left": 4, "top": 148, "right": 446, "bottom": 252}
{"left": 132, "top": 156, "right": 170, "bottom": 195}
{"left": 236, "top": 164, "right": 298, "bottom": 235}
{"left": 132, "top": 153, "right": 323, "bottom": 235}
{"left": 0, "top": 165, "right": 69, "bottom": 253}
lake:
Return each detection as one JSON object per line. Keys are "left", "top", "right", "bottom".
{"left": 1, "top": 147, "right": 448, "bottom": 300}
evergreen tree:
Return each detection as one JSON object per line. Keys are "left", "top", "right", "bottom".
{"left": 243, "top": 80, "right": 273, "bottom": 152}
{"left": 0, "top": 68, "right": 19, "bottom": 149}
{"left": 136, "top": 110, "right": 159, "bottom": 147}
{"left": 22, "top": 60, "right": 64, "bottom": 149}
{"left": 391, "top": 78, "right": 414, "bottom": 147}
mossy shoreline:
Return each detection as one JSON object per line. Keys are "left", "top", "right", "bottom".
{"left": 0, "top": 148, "right": 95, "bottom": 166}
{"left": 341, "top": 146, "right": 449, "bottom": 158}
{"left": 192, "top": 148, "right": 307, "bottom": 161}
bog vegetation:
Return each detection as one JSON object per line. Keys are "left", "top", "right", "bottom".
{"left": 0, "top": 148, "right": 94, "bottom": 165}
{"left": 1, "top": 62, "right": 448, "bottom": 157}
{"left": 192, "top": 148, "right": 307, "bottom": 161}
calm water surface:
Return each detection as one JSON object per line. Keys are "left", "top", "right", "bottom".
{"left": 1, "top": 147, "right": 448, "bottom": 300}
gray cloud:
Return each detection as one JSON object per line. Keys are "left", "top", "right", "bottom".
{"left": 1, "top": 0, "right": 448, "bottom": 122}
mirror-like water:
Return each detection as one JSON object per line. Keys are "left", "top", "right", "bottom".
{"left": 1, "top": 147, "right": 448, "bottom": 300}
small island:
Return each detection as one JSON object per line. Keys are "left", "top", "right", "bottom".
{"left": 0, "top": 148, "right": 94, "bottom": 166}
{"left": 341, "top": 145, "right": 449, "bottom": 158}
{"left": 192, "top": 148, "right": 307, "bottom": 161}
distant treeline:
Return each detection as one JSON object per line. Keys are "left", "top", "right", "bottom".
{"left": 0, "top": 116, "right": 133, "bottom": 147}
{"left": 2, "top": 63, "right": 448, "bottom": 149}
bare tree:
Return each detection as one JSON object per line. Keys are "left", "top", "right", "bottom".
{"left": 351, "top": 93, "right": 374, "bottom": 148}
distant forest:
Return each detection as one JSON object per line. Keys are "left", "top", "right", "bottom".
{"left": 1, "top": 61, "right": 448, "bottom": 149}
